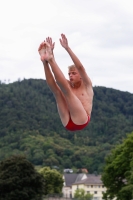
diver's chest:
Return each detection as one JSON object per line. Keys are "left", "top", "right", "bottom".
{"left": 72, "top": 88, "right": 88, "bottom": 99}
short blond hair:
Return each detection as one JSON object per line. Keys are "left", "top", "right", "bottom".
{"left": 68, "top": 65, "right": 76, "bottom": 71}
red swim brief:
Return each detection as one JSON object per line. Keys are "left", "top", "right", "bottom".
{"left": 65, "top": 116, "right": 90, "bottom": 131}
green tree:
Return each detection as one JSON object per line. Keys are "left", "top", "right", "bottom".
{"left": 1, "top": 79, "right": 133, "bottom": 172}
{"left": 102, "top": 132, "right": 133, "bottom": 200}
{"left": 0, "top": 155, "right": 45, "bottom": 200}
{"left": 39, "top": 167, "right": 63, "bottom": 195}
{"left": 74, "top": 188, "right": 93, "bottom": 200}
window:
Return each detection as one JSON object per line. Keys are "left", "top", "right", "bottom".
{"left": 70, "top": 192, "right": 72, "bottom": 198}
{"left": 87, "top": 191, "right": 90, "bottom": 193}
{"left": 87, "top": 185, "right": 90, "bottom": 188}
{"left": 94, "top": 191, "right": 97, "bottom": 194}
{"left": 102, "top": 185, "right": 104, "bottom": 188}
{"left": 98, "top": 185, "right": 100, "bottom": 188}
{"left": 91, "top": 185, "right": 93, "bottom": 188}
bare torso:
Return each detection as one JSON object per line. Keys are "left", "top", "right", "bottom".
{"left": 68, "top": 80, "right": 94, "bottom": 117}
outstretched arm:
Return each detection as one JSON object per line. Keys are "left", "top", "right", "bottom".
{"left": 60, "top": 34, "right": 92, "bottom": 86}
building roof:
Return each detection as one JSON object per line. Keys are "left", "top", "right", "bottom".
{"left": 72, "top": 174, "right": 102, "bottom": 185}
{"left": 63, "top": 173, "right": 85, "bottom": 187}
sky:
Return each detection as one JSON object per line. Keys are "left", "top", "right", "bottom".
{"left": 0, "top": 0, "right": 133, "bottom": 93}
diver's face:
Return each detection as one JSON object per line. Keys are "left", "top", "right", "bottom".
{"left": 68, "top": 69, "right": 81, "bottom": 83}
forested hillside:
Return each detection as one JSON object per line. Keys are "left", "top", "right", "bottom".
{"left": 0, "top": 79, "right": 133, "bottom": 173}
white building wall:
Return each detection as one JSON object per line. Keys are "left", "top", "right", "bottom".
{"left": 72, "top": 184, "right": 106, "bottom": 200}
{"left": 62, "top": 186, "right": 72, "bottom": 198}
